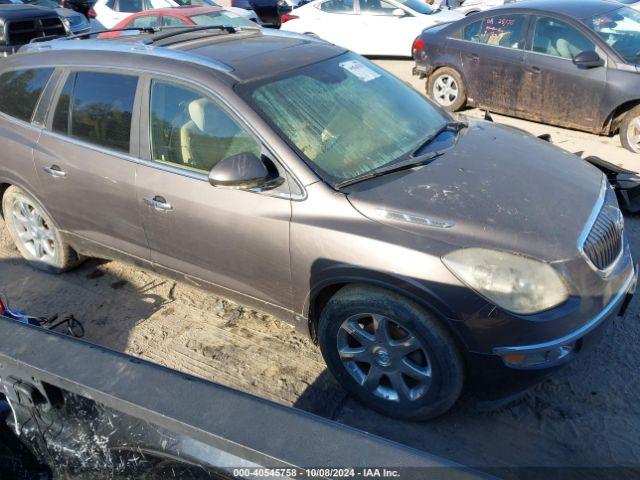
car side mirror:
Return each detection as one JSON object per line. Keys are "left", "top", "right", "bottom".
{"left": 392, "top": 8, "right": 406, "bottom": 17}
{"left": 573, "top": 50, "right": 604, "bottom": 69}
{"left": 208, "top": 152, "right": 284, "bottom": 190}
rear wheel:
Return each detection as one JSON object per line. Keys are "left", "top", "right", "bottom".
{"left": 427, "top": 67, "right": 467, "bottom": 112}
{"left": 620, "top": 105, "right": 640, "bottom": 154}
{"left": 2, "top": 186, "right": 83, "bottom": 273}
{"left": 318, "top": 285, "right": 464, "bottom": 421}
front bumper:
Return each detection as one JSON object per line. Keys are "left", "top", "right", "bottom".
{"left": 492, "top": 265, "right": 637, "bottom": 370}
{"left": 465, "top": 265, "right": 636, "bottom": 400}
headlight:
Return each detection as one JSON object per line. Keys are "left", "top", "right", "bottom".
{"left": 442, "top": 248, "right": 568, "bottom": 315}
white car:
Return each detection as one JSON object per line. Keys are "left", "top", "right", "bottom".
{"left": 451, "top": 0, "right": 508, "bottom": 16}
{"left": 93, "top": 0, "right": 257, "bottom": 29}
{"left": 619, "top": 0, "right": 640, "bottom": 10}
{"left": 280, "top": 0, "right": 464, "bottom": 56}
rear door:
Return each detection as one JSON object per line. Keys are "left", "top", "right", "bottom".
{"left": 33, "top": 70, "right": 149, "bottom": 261}
{"left": 521, "top": 15, "right": 607, "bottom": 132}
{"left": 452, "top": 12, "right": 529, "bottom": 113}
{"left": 135, "top": 76, "right": 294, "bottom": 310}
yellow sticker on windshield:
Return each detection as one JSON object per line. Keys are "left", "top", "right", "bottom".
{"left": 339, "top": 60, "right": 381, "bottom": 82}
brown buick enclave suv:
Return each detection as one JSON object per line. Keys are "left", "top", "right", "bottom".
{"left": 0, "top": 26, "right": 635, "bottom": 420}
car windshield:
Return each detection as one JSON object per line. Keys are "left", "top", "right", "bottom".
{"left": 585, "top": 6, "right": 640, "bottom": 63}
{"left": 190, "top": 11, "right": 254, "bottom": 26}
{"left": 238, "top": 54, "right": 448, "bottom": 185}
{"left": 395, "top": 0, "right": 434, "bottom": 14}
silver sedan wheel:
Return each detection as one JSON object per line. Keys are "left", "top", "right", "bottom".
{"left": 10, "top": 198, "right": 57, "bottom": 263}
{"left": 433, "top": 74, "right": 459, "bottom": 107}
{"left": 626, "top": 116, "right": 640, "bottom": 153}
{"left": 337, "top": 313, "right": 432, "bottom": 403}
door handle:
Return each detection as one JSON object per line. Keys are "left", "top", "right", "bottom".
{"left": 465, "top": 53, "right": 479, "bottom": 62}
{"left": 529, "top": 66, "right": 542, "bottom": 74}
{"left": 144, "top": 196, "right": 173, "bottom": 211}
{"left": 43, "top": 165, "right": 67, "bottom": 178}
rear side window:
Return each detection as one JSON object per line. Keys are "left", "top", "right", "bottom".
{"left": 318, "top": 0, "right": 354, "bottom": 13}
{"left": 0, "top": 68, "right": 53, "bottom": 122}
{"left": 462, "top": 14, "right": 526, "bottom": 49}
{"left": 51, "top": 71, "right": 138, "bottom": 153}
{"left": 117, "top": 0, "right": 143, "bottom": 12}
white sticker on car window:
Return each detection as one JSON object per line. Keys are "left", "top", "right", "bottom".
{"left": 222, "top": 11, "right": 240, "bottom": 18}
{"left": 339, "top": 60, "right": 381, "bottom": 82}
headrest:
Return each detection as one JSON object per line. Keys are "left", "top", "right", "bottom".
{"left": 187, "top": 98, "right": 240, "bottom": 137}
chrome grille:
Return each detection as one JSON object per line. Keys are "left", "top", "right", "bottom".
{"left": 582, "top": 188, "right": 623, "bottom": 271}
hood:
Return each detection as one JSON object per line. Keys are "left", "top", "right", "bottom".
{"left": 347, "top": 121, "right": 604, "bottom": 262}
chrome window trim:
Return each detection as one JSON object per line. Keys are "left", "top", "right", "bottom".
{"left": 0, "top": 111, "right": 42, "bottom": 134}
{"left": 35, "top": 65, "right": 307, "bottom": 201}
{"left": 577, "top": 176, "right": 624, "bottom": 277}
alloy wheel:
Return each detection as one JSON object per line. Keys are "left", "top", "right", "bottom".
{"left": 11, "top": 199, "right": 57, "bottom": 263}
{"left": 626, "top": 116, "right": 640, "bottom": 153}
{"left": 337, "top": 313, "right": 432, "bottom": 402}
{"left": 433, "top": 74, "right": 459, "bottom": 107}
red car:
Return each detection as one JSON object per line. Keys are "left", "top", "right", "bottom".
{"left": 103, "top": 5, "right": 256, "bottom": 36}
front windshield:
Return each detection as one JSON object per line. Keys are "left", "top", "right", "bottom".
{"left": 585, "top": 6, "right": 640, "bottom": 63}
{"left": 190, "top": 11, "right": 255, "bottom": 26}
{"left": 395, "top": 0, "right": 434, "bottom": 15}
{"left": 238, "top": 54, "right": 448, "bottom": 185}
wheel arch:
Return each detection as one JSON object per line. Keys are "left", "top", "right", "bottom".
{"left": 304, "top": 267, "right": 463, "bottom": 347}
{"left": 603, "top": 99, "right": 640, "bottom": 135}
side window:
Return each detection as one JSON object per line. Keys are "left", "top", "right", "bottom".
{"left": 0, "top": 68, "right": 53, "bottom": 122}
{"left": 318, "top": 0, "right": 354, "bottom": 13}
{"left": 57, "top": 72, "right": 138, "bottom": 152}
{"left": 130, "top": 15, "right": 161, "bottom": 27}
{"left": 105, "top": 0, "right": 115, "bottom": 8}
{"left": 149, "top": 80, "right": 261, "bottom": 173}
{"left": 52, "top": 73, "right": 74, "bottom": 134}
{"left": 462, "top": 20, "right": 481, "bottom": 42}
{"left": 359, "top": 0, "right": 397, "bottom": 15}
{"left": 532, "top": 16, "right": 595, "bottom": 59}
{"left": 116, "top": 0, "right": 143, "bottom": 13}
{"left": 464, "top": 14, "right": 526, "bottom": 49}
{"left": 162, "top": 15, "right": 187, "bottom": 26}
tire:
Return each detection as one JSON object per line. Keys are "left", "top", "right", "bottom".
{"left": 2, "top": 186, "right": 83, "bottom": 273}
{"left": 427, "top": 67, "right": 467, "bottom": 112}
{"left": 317, "top": 284, "right": 465, "bottom": 421}
{"left": 619, "top": 105, "right": 640, "bottom": 154}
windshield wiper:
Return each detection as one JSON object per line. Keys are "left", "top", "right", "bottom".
{"left": 335, "top": 121, "right": 467, "bottom": 190}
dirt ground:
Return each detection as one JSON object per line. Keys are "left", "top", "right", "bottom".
{"left": 1, "top": 60, "right": 640, "bottom": 479}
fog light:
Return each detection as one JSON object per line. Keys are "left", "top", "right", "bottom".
{"left": 499, "top": 343, "right": 575, "bottom": 368}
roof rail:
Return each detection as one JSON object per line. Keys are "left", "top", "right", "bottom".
{"left": 141, "top": 24, "right": 260, "bottom": 45}
{"left": 29, "top": 26, "right": 160, "bottom": 43}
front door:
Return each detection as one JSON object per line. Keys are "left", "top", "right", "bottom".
{"left": 454, "top": 13, "right": 529, "bottom": 113}
{"left": 521, "top": 15, "right": 607, "bottom": 132}
{"left": 33, "top": 70, "right": 149, "bottom": 260}
{"left": 135, "top": 78, "right": 293, "bottom": 309}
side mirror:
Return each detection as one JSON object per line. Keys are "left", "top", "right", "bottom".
{"left": 392, "top": 8, "right": 406, "bottom": 17}
{"left": 208, "top": 152, "right": 284, "bottom": 190}
{"left": 573, "top": 50, "right": 604, "bottom": 69}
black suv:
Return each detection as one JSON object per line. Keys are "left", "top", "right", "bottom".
{"left": 0, "top": 2, "right": 67, "bottom": 55}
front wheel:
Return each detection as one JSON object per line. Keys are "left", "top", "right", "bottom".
{"left": 2, "top": 186, "right": 83, "bottom": 273}
{"left": 620, "top": 105, "right": 640, "bottom": 154}
{"left": 427, "top": 67, "right": 467, "bottom": 112}
{"left": 318, "top": 285, "right": 464, "bottom": 421}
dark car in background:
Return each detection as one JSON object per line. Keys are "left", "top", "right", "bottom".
{"left": 20, "top": 0, "right": 91, "bottom": 33}
{"left": 413, "top": 0, "right": 640, "bottom": 153}
{"left": 0, "top": 27, "right": 635, "bottom": 421}
{"left": 0, "top": 2, "right": 66, "bottom": 55}
{"left": 231, "top": 0, "right": 293, "bottom": 27}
